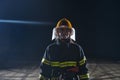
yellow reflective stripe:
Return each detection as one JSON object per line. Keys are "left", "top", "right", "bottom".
{"left": 60, "top": 61, "right": 77, "bottom": 67}
{"left": 51, "top": 62, "right": 60, "bottom": 66}
{"left": 41, "top": 58, "right": 51, "bottom": 65}
{"left": 79, "top": 56, "right": 86, "bottom": 66}
{"left": 51, "top": 61, "right": 77, "bottom": 67}
{"left": 80, "top": 73, "right": 89, "bottom": 79}
{"left": 41, "top": 58, "right": 77, "bottom": 67}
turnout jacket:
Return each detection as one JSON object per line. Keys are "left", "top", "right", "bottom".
{"left": 40, "top": 39, "right": 89, "bottom": 80}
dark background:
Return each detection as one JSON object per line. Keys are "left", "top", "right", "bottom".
{"left": 0, "top": 0, "right": 119, "bottom": 66}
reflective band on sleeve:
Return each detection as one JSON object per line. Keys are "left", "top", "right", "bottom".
{"left": 41, "top": 58, "right": 51, "bottom": 65}
{"left": 79, "top": 73, "right": 89, "bottom": 79}
{"left": 39, "top": 74, "right": 45, "bottom": 80}
{"left": 79, "top": 56, "right": 86, "bottom": 66}
{"left": 39, "top": 74, "right": 42, "bottom": 78}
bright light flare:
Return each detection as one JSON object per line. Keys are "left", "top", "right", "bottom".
{"left": 0, "top": 19, "right": 53, "bottom": 25}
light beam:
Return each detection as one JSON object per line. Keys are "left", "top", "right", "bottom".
{"left": 0, "top": 19, "right": 53, "bottom": 25}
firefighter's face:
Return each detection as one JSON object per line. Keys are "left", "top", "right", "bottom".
{"left": 56, "top": 26, "right": 72, "bottom": 40}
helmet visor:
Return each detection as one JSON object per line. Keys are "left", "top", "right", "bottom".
{"left": 56, "top": 27, "right": 72, "bottom": 39}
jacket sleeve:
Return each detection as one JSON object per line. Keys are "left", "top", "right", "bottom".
{"left": 77, "top": 46, "right": 90, "bottom": 80}
{"left": 39, "top": 47, "right": 52, "bottom": 79}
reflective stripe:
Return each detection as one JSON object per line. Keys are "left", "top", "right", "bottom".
{"left": 41, "top": 58, "right": 51, "bottom": 65}
{"left": 39, "top": 74, "right": 42, "bottom": 78}
{"left": 51, "top": 61, "right": 77, "bottom": 67}
{"left": 39, "top": 74, "right": 45, "bottom": 80}
{"left": 59, "top": 61, "right": 77, "bottom": 67}
{"left": 51, "top": 62, "right": 60, "bottom": 66}
{"left": 79, "top": 56, "right": 86, "bottom": 66}
{"left": 41, "top": 58, "right": 77, "bottom": 67}
{"left": 42, "top": 57, "right": 87, "bottom": 67}
{"left": 39, "top": 74, "right": 51, "bottom": 80}
{"left": 79, "top": 73, "right": 89, "bottom": 79}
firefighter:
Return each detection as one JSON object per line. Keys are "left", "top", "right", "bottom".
{"left": 39, "top": 18, "right": 90, "bottom": 80}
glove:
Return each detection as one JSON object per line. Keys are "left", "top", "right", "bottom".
{"left": 67, "top": 66, "right": 79, "bottom": 73}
